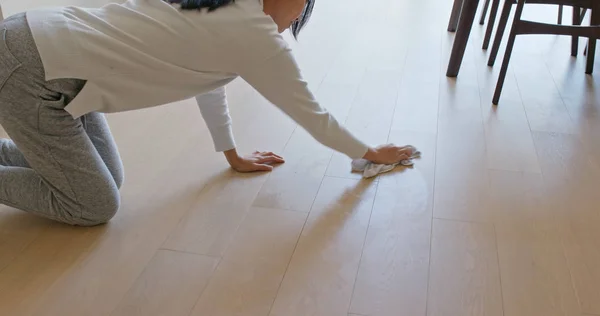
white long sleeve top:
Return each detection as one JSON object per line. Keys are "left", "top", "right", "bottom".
{"left": 25, "top": 0, "right": 368, "bottom": 158}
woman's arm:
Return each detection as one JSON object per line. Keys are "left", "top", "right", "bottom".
{"left": 237, "top": 47, "right": 370, "bottom": 160}
{"left": 195, "top": 86, "right": 236, "bottom": 152}
{"left": 195, "top": 87, "right": 285, "bottom": 172}
{"left": 236, "top": 44, "right": 412, "bottom": 165}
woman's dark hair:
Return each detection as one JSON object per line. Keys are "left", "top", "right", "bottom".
{"left": 290, "top": 0, "right": 314, "bottom": 39}
{"left": 166, "top": 0, "right": 235, "bottom": 11}
{"left": 166, "top": 0, "right": 315, "bottom": 39}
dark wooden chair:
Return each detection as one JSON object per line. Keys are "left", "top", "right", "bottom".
{"left": 448, "top": 0, "right": 568, "bottom": 59}
{"left": 448, "top": 0, "right": 564, "bottom": 38}
{"left": 488, "top": 0, "right": 600, "bottom": 104}
{"left": 485, "top": 0, "right": 587, "bottom": 56}
{"left": 488, "top": 1, "right": 589, "bottom": 66}
{"left": 481, "top": 0, "right": 567, "bottom": 49}
{"left": 481, "top": 0, "right": 563, "bottom": 25}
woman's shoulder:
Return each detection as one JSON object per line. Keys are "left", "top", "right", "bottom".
{"left": 187, "top": 0, "right": 285, "bottom": 48}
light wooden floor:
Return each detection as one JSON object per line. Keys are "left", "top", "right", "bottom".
{"left": 2, "top": 0, "right": 600, "bottom": 315}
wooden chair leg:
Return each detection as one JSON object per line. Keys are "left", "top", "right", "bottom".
{"left": 558, "top": 5, "right": 564, "bottom": 25}
{"left": 448, "top": 0, "right": 463, "bottom": 32}
{"left": 480, "top": 0, "right": 492, "bottom": 25}
{"left": 493, "top": 0, "right": 526, "bottom": 105}
{"left": 483, "top": 0, "right": 501, "bottom": 49}
{"left": 581, "top": 8, "right": 589, "bottom": 56}
{"left": 586, "top": 5, "right": 599, "bottom": 74}
{"left": 488, "top": 0, "right": 513, "bottom": 66}
{"left": 572, "top": 6, "right": 581, "bottom": 56}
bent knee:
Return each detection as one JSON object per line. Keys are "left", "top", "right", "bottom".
{"left": 73, "top": 188, "right": 121, "bottom": 226}
{"left": 113, "top": 169, "right": 125, "bottom": 190}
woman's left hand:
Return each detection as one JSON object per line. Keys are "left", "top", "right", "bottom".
{"left": 226, "top": 150, "right": 285, "bottom": 172}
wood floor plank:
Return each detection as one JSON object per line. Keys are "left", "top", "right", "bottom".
{"left": 564, "top": 100, "right": 600, "bottom": 167}
{"left": 228, "top": 87, "right": 296, "bottom": 156}
{"left": 252, "top": 128, "right": 333, "bottom": 212}
{"left": 0, "top": 223, "right": 106, "bottom": 316}
{"left": 434, "top": 90, "right": 492, "bottom": 222}
{"left": 323, "top": 44, "right": 370, "bottom": 87}
{"left": 402, "top": 30, "right": 442, "bottom": 83}
{"left": 189, "top": 207, "right": 307, "bottom": 316}
{"left": 162, "top": 173, "right": 268, "bottom": 256}
{"left": 110, "top": 250, "right": 219, "bottom": 316}
{"left": 318, "top": 81, "right": 363, "bottom": 180}
{"left": 392, "top": 78, "right": 439, "bottom": 136}
{"left": 484, "top": 117, "right": 541, "bottom": 173}
{"left": 343, "top": 70, "right": 401, "bottom": 135}
{"left": 426, "top": 219, "right": 503, "bottom": 316}
{"left": 562, "top": 223, "right": 600, "bottom": 315}
{"left": 326, "top": 68, "right": 402, "bottom": 180}
{"left": 0, "top": 211, "right": 48, "bottom": 273}
{"left": 532, "top": 132, "right": 600, "bottom": 315}
{"left": 522, "top": 97, "right": 577, "bottom": 135}
{"left": 480, "top": 90, "right": 541, "bottom": 173}
{"left": 268, "top": 177, "right": 377, "bottom": 316}
{"left": 347, "top": 130, "right": 435, "bottom": 316}
{"left": 314, "top": 82, "right": 360, "bottom": 124}
{"left": 512, "top": 52, "right": 564, "bottom": 101}
{"left": 349, "top": 178, "right": 432, "bottom": 316}
{"left": 23, "top": 189, "right": 204, "bottom": 316}
{"left": 489, "top": 170, "right": 580, "bottom": 316}
{"left": 532, "top": 131, "right": 600, "bottom": 205}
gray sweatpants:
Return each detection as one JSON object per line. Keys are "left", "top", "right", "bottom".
{"left": 0, "top": 13, "right": 124, "bottom": 226}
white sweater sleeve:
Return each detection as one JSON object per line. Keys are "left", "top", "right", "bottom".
{"left": 237, "top": 47, "right": 369, "bottom": 159}
{"left": 195, "top": 86, "right": 236, "bottom": 152}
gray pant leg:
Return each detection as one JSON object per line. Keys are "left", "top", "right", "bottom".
{"left": 0, "top": 113, "right": 125, "bottom": 188}
{"left": 81, "top": 113, "right": 125, "bottom": 188}
{"left": 0, "top": 14, "right": 122, "bottom": 226}
{"left": 0, "top": 139, "right": 29, "bottom": 167}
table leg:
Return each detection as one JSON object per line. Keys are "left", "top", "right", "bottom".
{"left": 448, "top": 0, "right": 463, "bottom": 32}
{"left": 446, "top": 0, "right": 480, "bottom": 77}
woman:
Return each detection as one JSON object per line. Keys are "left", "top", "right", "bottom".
{"left": 0, "top": 0, "right": 413, "bottom": 226}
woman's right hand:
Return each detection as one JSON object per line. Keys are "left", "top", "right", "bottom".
{"left": 224, "top": 148, "right": 285, "bottom": 172}
{"left": 363, "top": 144, "right": 414, "bottom": 165}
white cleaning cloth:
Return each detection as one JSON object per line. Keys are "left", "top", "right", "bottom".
{"left": 351, "top": 146, "right": 421, "bottom": 178}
